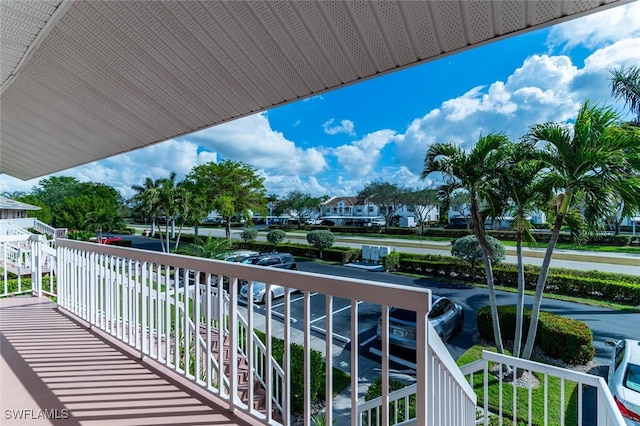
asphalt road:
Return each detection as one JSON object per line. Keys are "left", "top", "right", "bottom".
{"left": 292, "top": 260, "right": 640, "bottom": 366}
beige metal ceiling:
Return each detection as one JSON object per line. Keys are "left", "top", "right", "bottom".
{"left": 0, "top": 0, "right": 630, "bottom": 180}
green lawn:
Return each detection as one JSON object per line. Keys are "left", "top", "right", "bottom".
{"left": 458, "top": 345, "right": 580, "bottom": 426}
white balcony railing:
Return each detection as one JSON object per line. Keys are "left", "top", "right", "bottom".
{"left": 3, "top": 236, "right": 623, "bottom": 425}
{"left": 51, "top": 238, "right": 477, "bottom": 425}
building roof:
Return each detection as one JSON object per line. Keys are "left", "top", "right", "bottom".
{"left": 0, "top": 196, "right": 41, "bottom": 211}
{"left": 324, "top": 196, "right": 359, "bottom": 207}
{"left": 1, "top": 0, "right": 630, "bottom": 180}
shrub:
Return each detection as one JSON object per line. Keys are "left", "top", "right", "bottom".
{"left": 364, "top": 377, "right": 415, "bottom": 425}
{"left": 254, "top": 330, "right": 323, "bottom": 413}
{"left": 239, "top": 229, "right": 258, "bottom": 243}
{"left": 477, "top": 305, "right": 594, "bottom": 365}
{"left": 306, "top": 230, "right": 335, "bottom": 258}
{"left": 266, "top": 229, "right": 287, "bottom": 246}
{"left": 382, "top": 251, "right": 400, "bottom": 271}
{"left": 451, "top": 235, "right": 505, "bottom": 276}
{"left": 67, "top": 230, "right": 95, "bottom": 241}
{"left": 342, "top": 248, "right": 361, "bottom": 264}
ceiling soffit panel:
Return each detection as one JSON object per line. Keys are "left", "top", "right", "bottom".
{"left": 0, "top": 0, "right": 630, "bottom": 180}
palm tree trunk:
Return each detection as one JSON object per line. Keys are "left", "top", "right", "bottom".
{"left": 521, "top": 214, "right": 564, "bottom": 359}
{"left": 471, "top": 194, "right": 504, "bottom": 354}
{"left": 513, "top": 228, "right": 525, "bottom": 359}
{"left": 482, "top": 251, "right": 504, "bottom": 354}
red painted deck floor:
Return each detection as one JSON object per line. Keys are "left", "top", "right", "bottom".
{"left": 0, "top": 296, "right": 256, "bottom": 425}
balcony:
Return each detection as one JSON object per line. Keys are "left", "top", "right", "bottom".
{"left": 0, "top": 233, "right": 625, "bottom": 425}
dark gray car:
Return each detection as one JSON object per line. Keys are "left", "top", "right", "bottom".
{"left": 376, "top": 296, "right": 464, "bottom": 349}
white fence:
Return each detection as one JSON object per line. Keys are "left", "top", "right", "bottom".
{"left": 1, "top": 233, "right": 56, "bottom": 297}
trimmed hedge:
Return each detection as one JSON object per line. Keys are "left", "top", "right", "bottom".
{"left": 235, "top": 241, "right": 361, "bottom": 264}
{"left": 396, "top": 252, "right": 640, "bottom": 306}
{"left": 477, "top": 305, "right": 595, "bottom": 365}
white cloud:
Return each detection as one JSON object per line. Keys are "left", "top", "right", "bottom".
{"left": 186, "top": 113, "right": 327, "bottom": 176}
{"left": 332, "top": 129, "right": 396, "bottom": 178}
{"left": 547, "top": 2, "right": 640, "bottom": 51}
{"left": 323, "top": 118, "right": 356, "bottom": 136}
{"left": 392, "top": 38, "right": 640, "bottom": 179}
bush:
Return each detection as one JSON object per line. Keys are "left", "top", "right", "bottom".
{"left": 382, "top": 251, "right": 400, "bottom": 271}
{"left": 477, "top": 305, "right": 594, "bottom": 365}
{"left": 254, "top": 330, "right": 323, "bottom": 413}
{"left": 364, "top": 377, "right": 415, "bottom": 425}
{"left": 67, "top": 230, "right": 95, "bottom": 241}
{"left": 266, "top": 229, "right": 287, "bottom": 246}
{"left": 306, "top": 230, "right": 335, "bottom": 258}
{"left": 239, "top": 229, "right": 258, "bottom": 243}
{"left": 451, "top": 235, "right": 505, "bottom": 273}
{"left": 342, "top": 248, "right": 361, "bottom": 264}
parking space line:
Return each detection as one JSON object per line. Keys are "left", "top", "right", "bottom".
{"left": 309, "top": 300, "right": 362, "bottom": 325}
{"left": 368, "top": 347, "right": 417, "bottom": 371}
{"left": 310, "top": 325, "right": 351, "bottom": 344}
{"left": 360, "top": 334, "right": 378, "bottom": 347}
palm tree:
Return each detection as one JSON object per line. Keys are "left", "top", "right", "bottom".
{"left": 489, "top": 141, "right": 551, "bottom": 358}
{"left": 521, "top": 101, "right": 640, "bottom": 360}
{"left": 130, "top": 177, "right": 162, "bottom": 236}
{"left": 84, "top": 208, "right": 118, "bottom": 240}
{"left": 423, "top": 133, "right": 511, "bottom": 354}
{"left": 609, "top": 65, "right": 640, "bottom": 125}
{"left": 174, "top": 236, "right": 230, "bottom": 258}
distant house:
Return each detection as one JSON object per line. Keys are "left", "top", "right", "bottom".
{"left": 0, "top": 196, "right": 40, "bottom": 220}
{"left": 321, "top": 196, "right": 439, "bottom": 226}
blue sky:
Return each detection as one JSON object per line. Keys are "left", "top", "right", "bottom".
{"left": 2, "top": 2, "right": 639, "bottom": 200}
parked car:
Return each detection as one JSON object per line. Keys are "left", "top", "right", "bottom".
{"left": 305, "top": 218, "right": 323, "bottom": 225}
{"left": 239, "top": 281, "right": 297, "bottom": 303}
{"left": 321, "top": 219, "right": 335, "bottom": 226}
{"left": 98, "top": 236, "right": 122, "bottom": 245}
{"left": 605, "top": 339, "right": 640, "bottom": 425}
{"left": 376, "top": 296, "right": 464, "bottom": 350}
{"left": 215, "top": 250, "right": 259, "bottom": 263}
{"left": 241, "top": 252, "right": 297, "bottom": 270}
{"left": 366, "top": 218, "right": 386, "bottom": 227}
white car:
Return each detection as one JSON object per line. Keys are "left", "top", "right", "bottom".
{"left": 239, "top": 281, "right": 296, "bottom": 304}
{"left": 606, "top": 339, "right": 640, "bottom": 425}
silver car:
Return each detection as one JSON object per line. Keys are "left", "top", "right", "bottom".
{"left": 239, "top": 281, "right": 296, "bottom": 304}
{"left": 606, "top": 339, "right": 640, "bottom": 425}
{"left": 376, "top": 296, "right": 464, "bottom": 350}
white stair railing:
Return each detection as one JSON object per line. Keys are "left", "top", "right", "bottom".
{"left": 357, "top": 320, "right": 477, "bottom": 425}
{"left": 461, "top": 351, "right": 625, "bottom": 426}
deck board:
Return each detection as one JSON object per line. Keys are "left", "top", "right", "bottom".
{"left": 0, "top": 296, "right": 255, "bottom": 425}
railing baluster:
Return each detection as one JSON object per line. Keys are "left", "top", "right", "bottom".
{"left": 283, "top": 287, "right": 291, "bottom": 424}
{"left": 303, "top": 290, "right": 311, "bottom": 426}
{"left": 350, "top": 299, "right": 359, "bottom": 426}
{"left": 325, "top": 294, "right": 333, "bottom": 426}
{"left": 265, "top": 282, "right": 273, "bottom": 422}
{"left": 381, "top": 304, "right": 389, "bottom": 426}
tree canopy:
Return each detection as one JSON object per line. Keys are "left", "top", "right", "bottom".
{"left": 357, "top": 180, "right": 406, "bottom": 228}
{"left": 187, "top": 160, "right": 267, "bottom": 240}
